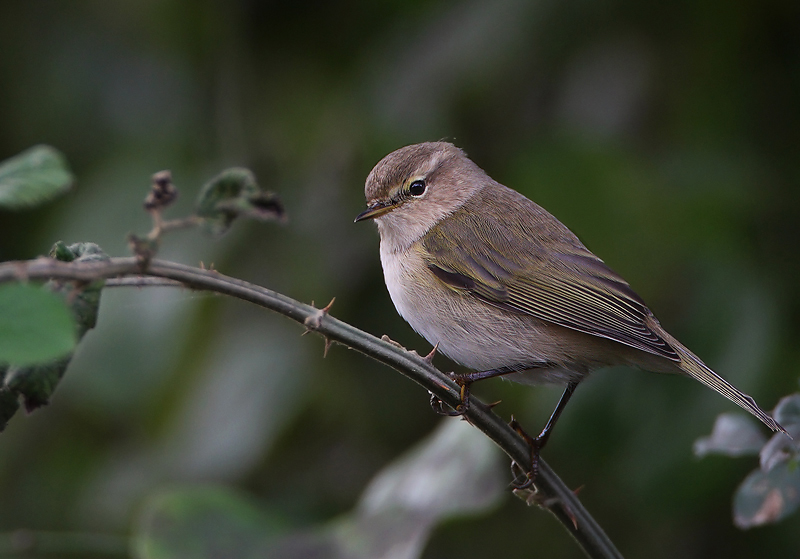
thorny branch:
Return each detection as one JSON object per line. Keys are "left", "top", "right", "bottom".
{"left": 0, "top": 256, "right": 622, "bottom": 559}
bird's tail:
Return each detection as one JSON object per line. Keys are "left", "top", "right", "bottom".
{"left": 674, "top": 343, "right": 786, "bottom": 434}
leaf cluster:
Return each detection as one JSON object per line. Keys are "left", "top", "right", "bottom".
{"left": 695, "top": 394, "right": 800, "bottom": 528}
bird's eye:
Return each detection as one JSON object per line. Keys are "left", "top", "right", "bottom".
{"left": 408, "top": 179, "right": 426, "bottom": 197}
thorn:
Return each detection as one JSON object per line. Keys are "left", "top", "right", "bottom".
{"left": 423, "top": 342, "right": 439, "bottom": 364}
{"left": 515, "top": 487, "right": 551, "bottom": 507}
{"left": 303, "top": 298, "right": 335, "bottom": 331}
{"left": 487, "top": 399, "right": 502, "bottom": 409}
{"left": 199, "top": 261, "right": 206, "bottom": 270}
{"left": 511, "top": 484, "right": 539, "bottom": 504}
{"left": 323, "top": 337, "right": 333, "bottom": 358}
{"left": 380, "top": 335, "right": 406, "bottom": 350}
{"left": 564, "top": 502, "right": 579, "bottom": 529}
{"left": 512, "top": 484, "right": 581, "bottom": 529}
{"left": 303, "top": 309, "right": 324, "bottom": 330}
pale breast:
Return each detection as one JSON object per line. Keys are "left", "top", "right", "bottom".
{"left": 379, "top": 240, "right": 590, "bottom": 384}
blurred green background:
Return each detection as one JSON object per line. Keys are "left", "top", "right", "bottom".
{"left": 1, "top": 0, "right": 799, "bottom": 557}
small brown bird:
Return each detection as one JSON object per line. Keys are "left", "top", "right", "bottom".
{"left": 356, "top": 141, "right": 784, "bottom": 481}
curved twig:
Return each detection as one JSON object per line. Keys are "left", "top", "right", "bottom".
{"left": 0, "top": 256, "right": 623, "bottom": 559}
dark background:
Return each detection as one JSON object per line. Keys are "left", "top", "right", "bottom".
{"left": 1, "top": 0, "right": 799, "bottom": 557}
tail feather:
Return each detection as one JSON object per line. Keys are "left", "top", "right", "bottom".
{"left": 675, "top": 345, "right": 786, "bottom": 434}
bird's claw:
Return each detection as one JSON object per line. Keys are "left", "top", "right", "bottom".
{"left": 429, "top": 392, "right": 468, "bottom": 416}
{"left": 429, "top": 372, "right": 472, "bottom": 416}
{"left": 509, "top": 416, "right": 542, "bottom": 488}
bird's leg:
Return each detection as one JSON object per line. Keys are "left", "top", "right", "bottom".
{"left": 510, "top": 381, "right": 579, "bottom": 489}
{"left": 430, "top": 366, "right": 523, "bottom": 416}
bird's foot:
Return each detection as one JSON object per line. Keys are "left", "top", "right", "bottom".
{"left": 508, "top": 416, "right": 542, "bottom": 489}
{"left": 429, "top": 372, "right": 472, "bottom": 416}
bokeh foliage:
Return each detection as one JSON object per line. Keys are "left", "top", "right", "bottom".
{"left": 1, "top": 0, "right": 799, "bottom": 557}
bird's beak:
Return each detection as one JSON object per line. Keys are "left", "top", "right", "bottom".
{"left": 354, "top": 200, "right": 397, "bottom": 222}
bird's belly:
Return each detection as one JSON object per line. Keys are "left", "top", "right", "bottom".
{"left": 380, "top": 244, "right": 586, "bottom": 383}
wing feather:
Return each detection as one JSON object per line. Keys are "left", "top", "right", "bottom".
{"left": 422, "top": 190, "right": 679, "bottom": 362}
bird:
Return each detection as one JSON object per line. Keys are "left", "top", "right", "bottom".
{"left": 355, "top": 141, "right": 785, "bottom": 484}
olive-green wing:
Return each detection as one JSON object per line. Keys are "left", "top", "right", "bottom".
{"left": 422, "top": 214, "right": 680, "bottom": 362}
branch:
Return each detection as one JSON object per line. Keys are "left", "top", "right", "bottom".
{"left": 0, "top": 257, "right": 623, "bottom": 559}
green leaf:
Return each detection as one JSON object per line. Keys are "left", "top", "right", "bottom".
{"left": 274, "top": 421, "right": 505, "bottom": 559}
{"left": 0, "top": 385, "right": 20, "bottom": 432}
{"left": 773, "top": 393, "right": 800, "bottom": 429}
{"left": 49, "top": 240, "right": 109, "bottom": 264}
{"left": 2, "top": 242, "right": 109, "bottom": 414}
{"left": 0, "top": 283, "right": 76, "bottom": 366}
{"left": 4, "top": 357, "right": 72, "bottom": 412}
{"left": 129, "top": 422, "right": 504, "bottom": 559}
{"left": 354, "top": 418, "right": 504, "bottom": 518}
{"left": 693, "top": 413, "right": 767, "bottom": 458}
{"left": 734, "top": 457, "right": 800, "bottom": 529}
{"left": 47, "top": 242, "right": 108, "bottom": 335}
{"left": 0, "top": 145, "right": 74, "bottom": 209}
{"left": 131, "top": 486, "right": 285, "bottom": 559}
{"left": 759, "top": 394, "right": 800, "bottom": 471}
{"left": 195, "top": 168, "right": 284, "bottom": 235}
